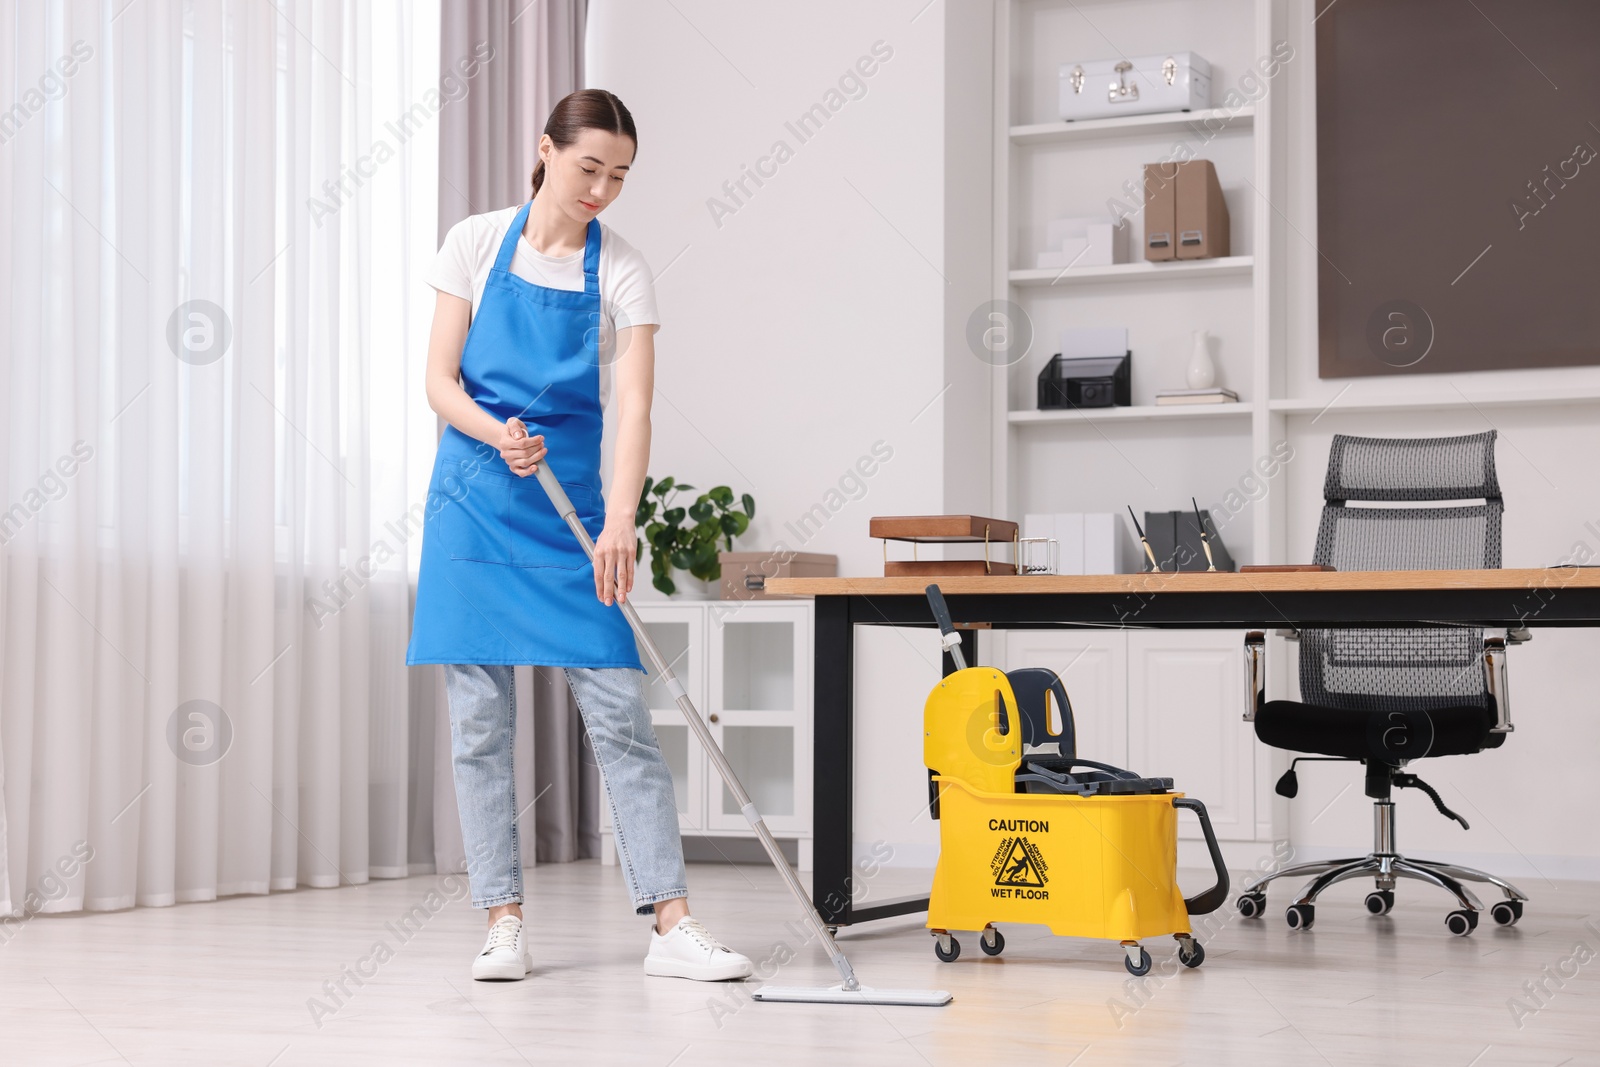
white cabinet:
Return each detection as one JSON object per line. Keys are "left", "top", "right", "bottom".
{"left": 1127, "top": 630, "right": 1256, "bottom": 842}
{"left": 1000, "top": 630, "right": 1127, "bottom": 767}
{"left": 600, "top": 598, "right": 813, "bottom": 870}
{"left": 995, "top": 628, "right": 1259, "bottom": 843}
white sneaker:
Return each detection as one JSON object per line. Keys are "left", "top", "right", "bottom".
{"left": 472, "top": 915, "right": 533, "bottom": 981}
{"left": 643, "top": 916, "right": 753, "bottom": 981}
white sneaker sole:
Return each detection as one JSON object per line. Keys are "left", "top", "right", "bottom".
{"left": 473, "top": 953, "right": 533, "bottom": 981}
{"left": 643, "top": 955, "right": 753, "bottom": 982}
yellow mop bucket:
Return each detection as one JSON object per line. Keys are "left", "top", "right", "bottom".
{"left": 921, "top": 587, "right": 1228, "bottom": 975}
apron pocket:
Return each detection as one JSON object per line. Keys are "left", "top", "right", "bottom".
{"left": 503, "top": 475, "right": 599, "bottom": 569}
{"left": 438, "top": 473, "right": 513, "bottom": 564}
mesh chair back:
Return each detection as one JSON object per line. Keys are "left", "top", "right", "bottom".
{"left": 1301, "top": 432, "right": 1501, "bottom": 713}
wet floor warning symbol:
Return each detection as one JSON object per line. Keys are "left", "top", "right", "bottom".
{"left": 992, "top": 836, "right": 1047, "bottom": 888}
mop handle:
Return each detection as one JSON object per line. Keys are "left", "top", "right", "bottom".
{"left": 532, "top": 461, "right": 863, "bottom": 991}
{"left": 924, "top": 584, "right": 967, "bottom": 672}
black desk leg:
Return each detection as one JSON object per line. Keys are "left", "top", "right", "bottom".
{"left": 811, "top": 600, "right": 982, "bottom": 927}
{"left": 812, "top": 595, "right": 854, "bottom": 924}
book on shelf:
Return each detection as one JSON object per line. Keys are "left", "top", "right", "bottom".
{"left": 1154, "top": 388, "right": 1239, "bottom": 406}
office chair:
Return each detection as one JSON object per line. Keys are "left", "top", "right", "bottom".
{"left": 1238, "top": 431, "right": 1528, "bottom": 936}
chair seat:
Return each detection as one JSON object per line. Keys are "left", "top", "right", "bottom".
{"left": 1256, "top": 700, "right": 1505, "bottom": 762}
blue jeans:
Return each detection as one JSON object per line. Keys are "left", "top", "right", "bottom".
{"left": 444, "top": 663, "right": 688, "bottom": 915}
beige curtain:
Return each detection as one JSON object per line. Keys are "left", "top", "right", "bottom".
{"left": 429, "top": 0, "right": 599, "bottom": 877}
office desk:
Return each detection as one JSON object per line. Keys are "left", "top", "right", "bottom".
{"left": 764, "top": 568, "right": 1600, "bottom": 927}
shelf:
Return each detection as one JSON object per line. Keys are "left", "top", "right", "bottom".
{"left": 1010, "top": 256, "right": 1252, "bottom": 287}
{"left": 1269, "top": 385, "right": 1600, "bottom": 418}
{"left": 1011, "top": 106, "right": 1255, "bottom": 146}
{"left": 1009, "top": 403, "right": 1254, "bottom": 425}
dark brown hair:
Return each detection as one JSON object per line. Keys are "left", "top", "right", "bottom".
{"left": 530, "top": 89, "right": 638, "bottom": 196}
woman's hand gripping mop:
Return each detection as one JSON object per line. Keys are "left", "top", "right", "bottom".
{"left": 532, "top": 460, "right": 951, "bottom": 1007}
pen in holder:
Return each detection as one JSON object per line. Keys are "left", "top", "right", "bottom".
{"left": 1192, "top": 496, "right": 1218, "bottom": 572}
{"left": 1126, "top": 506, "right": 1162, "bottom": 573}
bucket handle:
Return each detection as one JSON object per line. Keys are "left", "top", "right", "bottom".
{"left": 1173, "top": 796, "right": 1230, "bottom": 915}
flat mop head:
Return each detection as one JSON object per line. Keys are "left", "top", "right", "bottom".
{"left": 751, "top": 984, "right": 952, "bottom": 1006}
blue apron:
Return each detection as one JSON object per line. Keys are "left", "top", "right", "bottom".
{"left": 406, "top": 199, "right": 644, "bottom": 671}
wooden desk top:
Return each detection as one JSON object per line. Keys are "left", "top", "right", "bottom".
{"left": 766, "top": 567, "right": 1600, "bottom": 597}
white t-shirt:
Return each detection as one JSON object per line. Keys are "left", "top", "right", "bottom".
{"left": 426, "top": 203, "right": 660, "bottom": 409}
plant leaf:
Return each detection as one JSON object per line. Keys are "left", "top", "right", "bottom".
{"left": 709, "top": 485, "right": 733, "bottom": 505}
{"left": 655, "top": 476, "right": 675, "bottom": 495}
{"left": 664, "top": 506, "right": 685, "bottom": 524}
{"left": 742, "top": 493, "right": 755, "bottom": 518}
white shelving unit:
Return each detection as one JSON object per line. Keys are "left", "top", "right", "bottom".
{"left": 990, "top": 0, "right": 1283, "bottom": 848}
{"left": 598, "top": 598, "right": 814, "bottom": 871}
{"left": 993, "top": 0, "right": 1281, "bottom": 569}
{"left": 1009, "top": 254, "right": 1253, "bottom": 287}
{"left": 1009, "top": 402, "right": 1252, "bottom": 425}
{"left": 1010, "top": 105, "right": 1255, "bottom": 145}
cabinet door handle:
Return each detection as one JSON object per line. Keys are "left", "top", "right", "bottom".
{"left": 708, "top": 713, "right": 719, "bottom": 723}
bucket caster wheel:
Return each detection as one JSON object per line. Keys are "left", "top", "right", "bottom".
{"left": 1237, "top": 892, "right": 1266, "bottom": 919}
{"left": 1446, "top": 909, "right": 1479, "bottom": 936}
{"left": 1285, "top": 903, "right": 1315, "bottom": 931}
{"left": 1122, "top": 943, "right": 1151, "bottom": 977}
{"left": 1364, "top": 890, "right": 1394, "bottom": 916}
{"left": 1490, "top": 900, "right": 1523, "bottom": 927}
{"left": 1177, "top": 937, "right": 1205, "bottom": 969}
{"left": 932, "top": 931, "right": 960, "bottom": 962}
{"left": 979, "top": 926, "right": 1005, "bottom": 956}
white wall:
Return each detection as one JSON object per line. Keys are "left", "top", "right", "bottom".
{"left": 586, "top": 1, "right": 994, "bottom": 864}
{"left": 587, "top": 0, "right": 992, "bottom": 579}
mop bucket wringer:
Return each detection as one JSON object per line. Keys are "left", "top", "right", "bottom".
{"left": 921, "top": 586, "right": 1229, "bottom": 976}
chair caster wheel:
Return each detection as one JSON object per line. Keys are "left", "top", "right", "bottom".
{"left": 1237, "top": 893, "right": 1266, "bottom": 919}
{"left": 932, "top": 932, "right": 960, "bottom": 962}
{"left": 1490, "top": 900, "right": 1523, "bottom": 927}
{"left": 825, "top": 925, "right": 839, "bottom": 937}
{"left": 1123, "top": 944, "right": 1152, "bottom": 976}
{"left": 1178, "top": 938, "right": 1205, "bottom": 968}
{"left": 1446, "top": 909, "right": 1479, "bottom": 936}
{"left": 1364, "top": 890, "right": 1394, "bottom": 916}
{"left": 979, "top": 926, "right": 1005, "bottom": 956}
{"left": 1285, "top": 903, "right": 1315, "bottom": 931}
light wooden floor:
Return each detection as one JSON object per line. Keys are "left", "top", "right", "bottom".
{"left": 3, "top": 859, "right": 1597, "bottom": 1065}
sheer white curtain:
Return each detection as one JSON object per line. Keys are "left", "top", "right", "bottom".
{"left": 0, "top": 0, "right": 441, "bottom": 917}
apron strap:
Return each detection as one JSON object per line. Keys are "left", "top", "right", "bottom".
{"left": 493, "top": 200, "right": 535, "bottom": 275}
{"left": 582, "top": 218, "right": 601, "bottom": 296}
{"left": 493, "top": 202, "right": 600, "bottom": 298}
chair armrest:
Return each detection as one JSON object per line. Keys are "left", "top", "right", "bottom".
{"left": 1243, "top": 631, "right": 1266, "bottom": 722}
{"left": 1482, "top": 633, "right": 1514, "bottom": 733}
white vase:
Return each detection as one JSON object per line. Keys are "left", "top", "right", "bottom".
{"left": 1185, "top": 329, "right": 1216, "bottom": 389}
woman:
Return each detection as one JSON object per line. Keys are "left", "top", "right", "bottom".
{"left": 406, "top": 90, "right": 752, "bottom": 984}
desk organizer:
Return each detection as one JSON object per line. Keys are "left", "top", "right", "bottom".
{"left": 869, "top": 515, "right": 1019, "bottom": 577}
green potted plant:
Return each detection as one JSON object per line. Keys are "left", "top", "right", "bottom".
{"left": 635, "top": 476, "right": 755, "bottom": 596}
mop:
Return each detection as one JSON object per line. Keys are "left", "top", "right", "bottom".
{"left": 534, "top": 462, "right": 951, "bottom": 1006}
